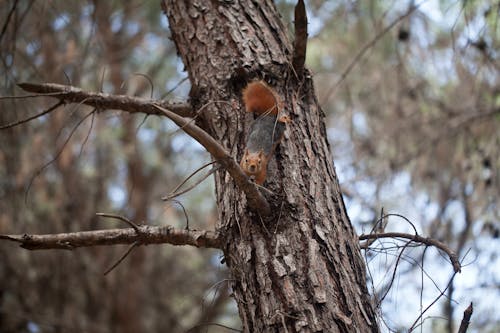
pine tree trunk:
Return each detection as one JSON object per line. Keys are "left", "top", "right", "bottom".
{"left": 162, "top": 1, "right": 379, "bottom": 332}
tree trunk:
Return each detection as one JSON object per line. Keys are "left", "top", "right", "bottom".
{"left": 162, "top": 1, "right": 379, "bottom": 332}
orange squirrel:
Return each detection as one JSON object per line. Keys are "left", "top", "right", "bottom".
{"left": 240, "top": 81, "right": 286, "bottom": 185}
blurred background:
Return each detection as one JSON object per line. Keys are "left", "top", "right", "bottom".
{"left": 0, "top": 1, "right": 498, "bottom": 332}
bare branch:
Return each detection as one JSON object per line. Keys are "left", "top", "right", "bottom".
{"left": 0, "top": 225, "right": 222, "bottom": 250}
{"left": 408, "top": 270, "right": 459, "bottom": 332}
{"left": 292, "top": 0, "right": 308, "bottom": 76}
{"left": 375, "top": 239, "right": 413, "bottom": 308}
{"left": 96, "top": 212, "right": 140, "bottom": 231}
{"left": 24, "top": 109, "right": 96, "bottom": 204}
{"left": 0, "top": 0, "right": 18, "bottom": 44}
{"left": 170, "top": 199, "right": 190, "bottom": 230}
{"left": 103, "top": 241, "right": 140, "bottom": 275}
{"left": 162, "top": 162, "right": 219, "bottom": 201}
{"left": 16, "top": 82, "right": 194, "bottom": 117}
{"left": 457, "top": 303, "right": 473, "bottom": 333}
{"left": 0, "top": 100, "right": 63, "bottom": 129}
{"left": 359, "top": 232, "right": 461, "bottom": 273}
{"left": 161, "top": 76, "right": 189, "bottom": 99}
{"left": 187, "top": 322, "right": 242, "bottom": 333}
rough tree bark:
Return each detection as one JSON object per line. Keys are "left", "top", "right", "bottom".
{"left": 163, "top": 1, "right": 379, "bottom": 332}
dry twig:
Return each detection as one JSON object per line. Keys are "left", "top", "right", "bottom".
{"left": 96, "top": 212, "right": 140, "bottom": 231}
{"left": 457, "top": 303, "right": 473, "bottom": 333}
{"left": 162, "top": 162, "right": 218, "bottom": 201}
{"left": 0, "top": 100, "right": 63, "bottom": 129}
{"left": 103, "top": 241, "right": 140, "bottom": 276}
{"left": 408, "top": 271, "right": 460, "bottom": 331}
{"left": 359, "top": 231, "right": 461, "bottom": 273}
{"left": 292, "top": 0, "right": 308, "bottom": 76}
{"left": 0, "top": 225, "right": 221, "bottom": 250}
{"left": 17, "top": 82, "right": 193, "bottom": 117}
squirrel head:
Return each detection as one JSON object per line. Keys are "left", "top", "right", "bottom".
{"left": 242, "top": 149, "right": 265, "bottom": 174}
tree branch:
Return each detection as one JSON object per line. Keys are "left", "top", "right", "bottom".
{"left": 292, "top": 0, "right": 308, "bottom": 76}
{"left": 0, "top": 225, "right": 222, "bottom": 250}
{"left": 359, "top": 232, "right": 461, "bottom": 273}
{"left": 457, "top": 303, "right": 473, "bottom": 333}
{"left": 0, "top": 100, "right": 64, "bottom": 129}
{"left": 16, "top": 82, "right": 272, "bottom": 216}
{"left": 16, "top": 82, "right": 194, "bottom": 117}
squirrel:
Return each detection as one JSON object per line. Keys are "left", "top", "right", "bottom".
{"left": 240, "top": 81, "right": 286, "bottom": 185}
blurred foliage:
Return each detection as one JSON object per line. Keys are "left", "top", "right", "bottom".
{"left": 0, "top": 0, "right": 498, "bottom": 332}
{"left": 0, "top": 1, "right": 230, "bottom": 332}
{"left": 307, "top": 0, "right": 499, "bottom": 332}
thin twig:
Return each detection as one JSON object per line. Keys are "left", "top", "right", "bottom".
{"left": 363, "top": 207, "right": 389, "bottom": 248}
{"left": 186, "top": 322, "right": 242, "bottom": 333}
{"left": 164, "top": 162, "right": 215, "bottom": 197}
{"left": 132, "top": 72, "right": 154, "bottom": 99}
{"left": 24, "top": 109, "right": 95, "bottom": 204}
{"left": 375, "top": 239, "right": 413, "bottom": 307}
{"left": 367, "top": 244, "right": 455, "bottom": 306}
{"left": 0, "top": 100, "right": 63, "bottom": 129}
{"left": 408, "top": 271, "right": 459, "bottom": 332}
{"left": 0, "top": 92, "right": 73, "bottom": 100}
{"left": 162, "top": 162, "right": 218, "bottom": 201}
{"left": 103, "top": 241, "right": 140, "bottom": 275}
{"left": 79, "top": 109, "right": 96, "bottom": 157}
{"left": 96, "top": 212, "right": 140, "bottom": 231}
{"left": 359, "top": 232, "right": 461, "bottom": 273}
{"left": 99, "top": 67, "right": 106, "bottom": 93}
{"left": 0, "top": 0, "right": 18, "bottom": 44}
{"left": 160, "top": 76, "right": 188, "bottom": 99}
{"left": 170, "top": 199, "right": 190, "bottom": 230}
{"left": 292, "top": 0, "right": 308, "bottom": 76}
{"left": 370, "top": 213, "right": 419, "bottom": 235}
{"left": 457, "top": 303, "right": 473, "bottom": 333}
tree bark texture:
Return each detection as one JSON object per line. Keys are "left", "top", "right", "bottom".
{"left": 162, "top": 1, "right": 379, "bottom": 332}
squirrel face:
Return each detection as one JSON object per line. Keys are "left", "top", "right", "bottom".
{"left": 241, "top": 149, "right": 266, "bottom": 175}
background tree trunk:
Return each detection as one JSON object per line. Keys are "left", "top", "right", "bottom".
{"left": 163, "top": 1, "right": 379, "bottom": 332}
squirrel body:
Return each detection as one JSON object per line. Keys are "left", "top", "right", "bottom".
{"left": 240, "top": 81, "right": 286, "bottom": 185}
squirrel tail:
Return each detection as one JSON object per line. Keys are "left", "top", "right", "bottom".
{"left": 242, "top": 81, "right": 279, "bottom": 116}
